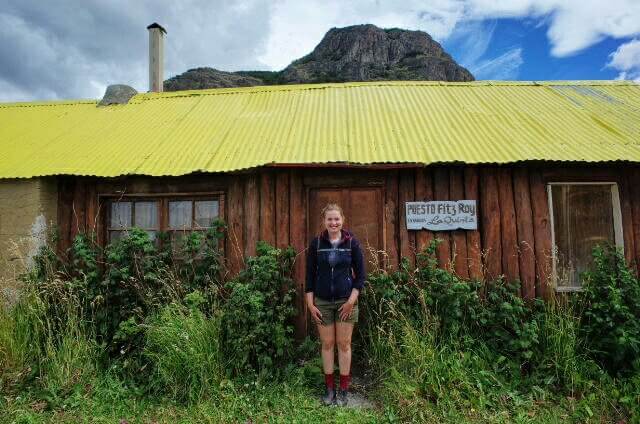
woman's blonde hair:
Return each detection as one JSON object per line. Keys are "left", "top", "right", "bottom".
{"left": 321, "top": 203, "right": 344, "bottom": 220}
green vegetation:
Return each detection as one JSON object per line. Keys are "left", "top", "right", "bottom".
{"left": 1, "top": 228, "right": 638, "bottom": 422}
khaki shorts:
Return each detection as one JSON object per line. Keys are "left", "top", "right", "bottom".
{"left": 314, "top": 297, "right": 359, "bottom": 326}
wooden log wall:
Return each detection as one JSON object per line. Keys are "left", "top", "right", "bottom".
{"left": 57, "top": 164, "right": 640, "bottom": 335}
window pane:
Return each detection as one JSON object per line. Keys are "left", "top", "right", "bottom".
{"left": 169, "top": 201, "right": 192, "bottom": 230}
{"left": 552, "top": 185, "right": 616, "bottom": 287}
{"left": 110, "top": 202, "right": 131, "bottom": 228}
{"left": 135, "top": 201, "right": 159, "bottom": 229}
{"left": 109, "top": 230, "right": 125, "bottom": 242}
{"left": 194, "top": 200, "right": 219, "bottom": 228}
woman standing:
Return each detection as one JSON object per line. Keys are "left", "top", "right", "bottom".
{"left": 305, "top": 203, "right": 365, "bottom": 406}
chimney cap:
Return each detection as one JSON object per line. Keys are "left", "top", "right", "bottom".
{"left": 147, "top": 22, "right": 167, "bottom": 34}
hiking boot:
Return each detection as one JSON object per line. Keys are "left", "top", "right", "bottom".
{"left": 322, "top": 387, "right": 336, "bottom": 406}
{"left": 336, "top": 389, "right": 348, "bottom": 407}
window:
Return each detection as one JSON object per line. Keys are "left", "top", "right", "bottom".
{"left": 106, "top": 195, "right": 223, "bottom": 247}
{"left": 168, "top": 199, "right": 220, "bottom": 252}
{"left": 109, "top": 200, "right": 159, "bottom": 242}
{"left": 548, "top": 183, "right": 623, "bottom": 291}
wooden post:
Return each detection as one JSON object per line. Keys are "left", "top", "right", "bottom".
{"left": 618, "top": 171, "right": 637, "bottom": 267}
{"left": 433, "top": 168, "right": 451, "bottom": 269}
{"left": 450, "top": 168, "right": 469, "bottom": 279}
{"left": 398, "top": 170, "right": 416, "bottom": 268}
{"left": 497, "top": 168, "right": 520, "bottom": 284}
{"left": 227, "top": 176, "right": 244, "bottom": 276}
{"left": 530, "top": 170, "right": 553, "bottom": 299}
{"left": 513, "top": 168, "right": 536, "bottom": 300}
{"left": 289, "top": 171, "right": 307, "bottom": 338}
{"left": 244, "top": 174, "right": 259, "bottom": 258}
{"left": 414, "top": 167, "right": 434, "bottom": 255}
{"left": 384, "top": 171, "right": 400, "bottom": 269}
{"left": 259, "top": 171, "right": 276, "bottom": 246}
{"left": 480, "top": 167, "right": 502, "bottom": 280}
{"left": 275, "top": 172, "right": 290, "bottom": 249}
{"left": 630, "top": 168, "right": 640, "bottom": 273}
{"left": 464, "top": 167, "right": 482, "bottom": 280}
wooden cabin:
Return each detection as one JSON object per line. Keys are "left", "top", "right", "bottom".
{"left": 2, "top": 81, "right": 640, "bottom": 335}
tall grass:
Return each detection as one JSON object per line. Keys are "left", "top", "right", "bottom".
{"left": 143, "top": 302, "right": 225, "bottom": 402}
{"left": 0, "top": 278, "right": 98, "bottom": 400}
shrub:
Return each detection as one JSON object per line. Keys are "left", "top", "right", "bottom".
{"left": 577, "top": 244, "right": 640, "bottom": 375}
{"left": 221, "top": 242, "right": 297, "bottom": 378}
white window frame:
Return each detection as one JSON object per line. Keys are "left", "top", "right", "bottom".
{"left": 547, "top": 182, "right": 624, "bottom": 292}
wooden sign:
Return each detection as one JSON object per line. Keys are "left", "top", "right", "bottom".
{"left": 406, "top": 200, "right": 477, "bottom": 231}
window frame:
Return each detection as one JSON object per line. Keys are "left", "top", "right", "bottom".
{"left": 100, "top": 191, "right": 225, "bottom": 249}
{"left": 547, "top": 182, "right": 624, "bottom": 292}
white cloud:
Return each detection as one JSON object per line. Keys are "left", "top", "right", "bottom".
{"left": 0, "top": 0, "right": 271, "bottom": 101}
{"left": 472, "top": 47, "right": 524, "bottom": 80}
{"left": 607, "top": 39, "right": 640, "bottom": 82}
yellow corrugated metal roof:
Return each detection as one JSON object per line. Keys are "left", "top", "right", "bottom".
{"left": 1, "top": 80, "right": 639, "bottom": 178}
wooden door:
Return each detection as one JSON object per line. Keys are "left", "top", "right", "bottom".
{"left": 308, "top": 187, "right": 384, "bottom": 270}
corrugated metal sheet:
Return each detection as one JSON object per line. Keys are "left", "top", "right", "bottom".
{"left": 1, "top": 81, "right": 639, "bottom": 178}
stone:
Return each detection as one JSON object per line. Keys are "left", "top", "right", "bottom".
{"left": 98, "top": 84, "right": 138, "bottom": 106}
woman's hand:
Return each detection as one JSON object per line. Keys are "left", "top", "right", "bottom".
{"left": 338, "top": 300, "right": 355, "bottom": 321}
{"left": 309, "top": 304, "right": 323, "bottom": 324}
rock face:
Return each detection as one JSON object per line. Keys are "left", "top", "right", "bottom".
{"left": 98, "top": 84, "right": 138, "bottom": 106}
{"left": 163, "top": 24, "right": 473, "bottom": 91}
{"left": 164, "top": 68, "right": 264, "bottom": 91}
{"left": 280, "top": 24, "right": 474, "bottom": 83}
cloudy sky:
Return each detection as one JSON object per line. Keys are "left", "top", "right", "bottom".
{"left": 1, "top": 0, "right": 639, "bottom": 102}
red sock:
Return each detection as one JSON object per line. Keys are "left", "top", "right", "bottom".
{"left": 339, "top": 374, "right": 350, "bottom": 391}
{"left": 324, "top": 373, "right": 335, "bottom": 389}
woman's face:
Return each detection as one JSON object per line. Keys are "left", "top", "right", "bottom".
{"left": 323, "top": 210, "right": 343, "bottom": 236}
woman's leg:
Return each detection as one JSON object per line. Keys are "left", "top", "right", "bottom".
{"left": 335, "top": 322, "right": 354, "bottom": 377}
{"left": 317, "top": 323, "right": 336, "bottom": 374}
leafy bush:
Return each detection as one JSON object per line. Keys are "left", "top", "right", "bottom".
{"left": 577, "top": 244, "right": 640, "bottom": 375}
{"left": 363, "top": 240, "right": 544, "bottom": 367}
{"left": 221, "top": 241, "right": 297, "bottom": 378}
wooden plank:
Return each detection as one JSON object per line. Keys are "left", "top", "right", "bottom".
{"left": 244, "top": 174, "right": 260, "bottom": 258}
{"left": 630, "top": 168, "right": 640, "bottom": 273}
{"left": 85, "top": 181, "right": 98, "bottom": 238}
{"left": 398, "top": 170, "right": 415, "bottom": 267}
{"left": 227, "top": 176, "right": 244, "bottom": 276}
{"left": 70, "top": 179, "right": 87, "bottom": 241}
{"left": 449, "top": 168, "right": 469, "bottom": 279}
{"left": 464, "top": 167, "right": 482, "bottom": 280}
{"left": 618, "top": 170, "right": 636, "bottom": 267}
{"left": 513, "top": 168, "right": 536, "bottom": 300}
{"left": 414, "top": 167, "right": 434, "bottom": 256}
{"left": 259, "top": 171, "right": 276, "bottom": 246}
{"left": 433, "top": 168, "right": 451, "bottom": 269}
{"left": 275, "top": 172, "right": 290, "bottom": 249}
{"left": 384, "top": 171, "right": 399, "bottom": 269}
{"left": 480, "top": 168, "right": 502, "bottom": 280}
{"left": 56, "top": 178, "right": 74, "bottom": 258}
{"left": 497, "top": 168, "right": 520, "bottom": 284}
{"left": 289, "top": 171, "right": 307, "bottom": 338}
{"left": 530, "top": 170, "right": 553, "bottom": 299}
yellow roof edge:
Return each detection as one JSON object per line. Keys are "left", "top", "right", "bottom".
{"left": 0, "top": 79, "right": 636, "bottom": 108}
{"left": 3, "top": 158, "right": 640, "bottom": 180}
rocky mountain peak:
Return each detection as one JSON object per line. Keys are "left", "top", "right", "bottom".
{"left": 280, "top": 24, "right": 474, "bottom": 83}
{"left": 164, "top": 24, "right": 473, "bottom": 91}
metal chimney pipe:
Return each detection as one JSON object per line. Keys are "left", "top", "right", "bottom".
{"left": 147, "top": 23, "right": 166, "bottom": 92}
